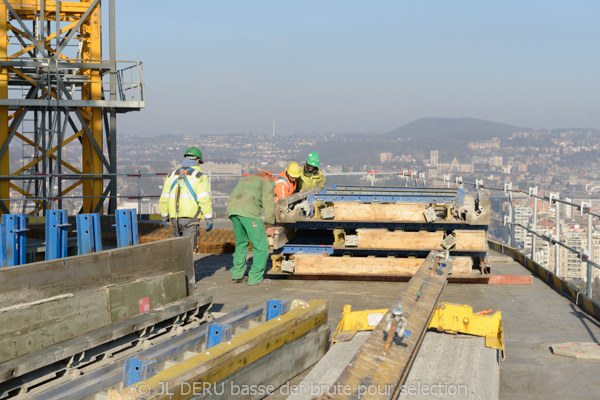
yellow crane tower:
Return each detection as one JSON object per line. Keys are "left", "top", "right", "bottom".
{"left": 0, "top": 0, "right": 144, "bottom": 215}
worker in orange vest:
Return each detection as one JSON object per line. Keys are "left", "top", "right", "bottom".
{"left": 274, "top": 162, "right": 302, "bottom": 203}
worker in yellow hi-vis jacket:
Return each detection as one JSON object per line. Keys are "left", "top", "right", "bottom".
{"left": 159, "top": 147, "right": 213, "bottom": 251}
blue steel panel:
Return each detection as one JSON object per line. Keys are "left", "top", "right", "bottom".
{"left": 206, "top": 323, "right": 233, "bottom": 349}
{"left": 2, "top": 214, "right": 27, "bottom": 266}
{"left": 314, "top": 193, "right": 457, "bottom": 203}
{"left": 45, "top": 210, "right": 69, "bottom": 260}
{"left": 266, "top": 299, "right": 289, "bottom": 321}
{"left": 0, "top": 224, "right": 6, "bottom": 268}
{"left": 289, "top": 222, "right": 488, "bottom": 231}
{"left": 77, "top": 213, "right": 102, "bottom": 255}
{"left": 123, "top": 356, "right": 157, "bottom": 387}
{"left": 281, "top": 245, "right": 333, "bottom": 255}
{"left": 115, "top": 209, "right": 139, "bottom": 248}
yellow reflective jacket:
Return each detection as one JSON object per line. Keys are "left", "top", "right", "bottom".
{"left": 296, "top": 168, "right": 325, "bottom": 192}
{"left": 159, "top": 165, "right": 213, "bottom": 220}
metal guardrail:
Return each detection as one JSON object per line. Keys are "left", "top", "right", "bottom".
{"left": 2, "top": 169, "right": 598, "bottom": 298}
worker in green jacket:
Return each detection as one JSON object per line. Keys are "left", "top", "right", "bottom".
{"left": 296, "top": 151, "right": 326, "bottom": 192}
{"left": 159, "top": 147, "right": 213, "bottom": 250}
{"left": 227, "top": 171, "right": 276, "bottom": 286}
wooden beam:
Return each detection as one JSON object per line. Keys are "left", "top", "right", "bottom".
{"left": 319, "top": 252, "right": 453, "bottom": 400}
{"left": 293, "top": 253, "right": 472, "bottom": 276}
{"left": 354, "top": 229, "right": 444, "bottom": 250}
{"left": 333, "top": 202, "right": 430, "bottom": 222}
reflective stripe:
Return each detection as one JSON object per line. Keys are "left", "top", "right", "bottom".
{"left": 196, "top": 192, "right": 210, "bottom": 198}
{"left": 204, "top": 213, "right": 213, "bottom": 219}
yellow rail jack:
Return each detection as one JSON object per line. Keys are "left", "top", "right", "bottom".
{"left": 331, "top": 302, "right": 505, "bottom": 359}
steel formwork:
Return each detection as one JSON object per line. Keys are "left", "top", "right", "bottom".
{"left": 0, "top": 0, "right": 144, "bottom": 215}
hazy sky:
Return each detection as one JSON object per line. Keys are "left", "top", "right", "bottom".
{"left": 114, "top": 1, "right": 600, "bottom": 135}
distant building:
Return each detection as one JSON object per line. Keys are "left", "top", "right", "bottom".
{"left": 202, "top": 160, "right": 242, "bottom": 175}
{"left": 380, "top": 152, "right": 393, "bottom": 163}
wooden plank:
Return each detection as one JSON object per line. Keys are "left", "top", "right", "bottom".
{"left": 318, "top": 252, "right": 454, "bottom": 400}
{"left": 0, "top": 237, "right": 195, "bottom": 308}
{"left": 108, "top": 271, "right": 188, "bottom": 322}
{"left": 333, "top": 202, "right": 430, "bottom": 222}
{"left": 293, "top": 253, "right": 472, "bottom": 276}
{"left": 355, "top": 229, "right": 444, "bottom": 250}
{"left": 0, "top": 289, "right": 110, "bottom": 363}
{"left": 454, "top": 230, "right": 488, "bottom": 251}
{"left": 268, "top": 226, "right": 297, "bottom": 250}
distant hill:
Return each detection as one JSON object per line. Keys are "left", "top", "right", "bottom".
{"left": 382, "top": 117, "right": 524, "bottom": 141}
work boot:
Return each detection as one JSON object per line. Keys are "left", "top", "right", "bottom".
{"left": 232, "top": 276, "right": 248, "bottom": 283}
{"left": 248, "top": 278, "right": 271, "bottom": 286}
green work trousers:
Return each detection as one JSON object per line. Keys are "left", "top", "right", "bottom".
{"left": 230, "top": 215, "right": 269, "bottom": 284}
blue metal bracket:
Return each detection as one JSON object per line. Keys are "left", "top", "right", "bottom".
{"left": 115, "top": 209, "right": 139, "bottom": 248}
{"left": 76, "top": 213, "right": 103, "bottom": 255}
{"left": 45, "top": 210, "right": 70, "bottom": 260}
{"left": 206, "top": 323, "right": 233, "bottom": 349}
{"left": 2, "top": 214, "right": 27, "bottom": 266}
{"left": 266, "top": 299, "right": 290, "bottom": 321}
{"left": 123, "top": 356, "right": 157, "bottom": 387}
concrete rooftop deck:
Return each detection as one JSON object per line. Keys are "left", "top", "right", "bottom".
{"left": 192, "top": 245, "right": 600, "bottom": 399}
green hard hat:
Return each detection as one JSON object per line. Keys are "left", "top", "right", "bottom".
{"left": 306, "top": 151, "right": 320, "bottom": 167}
{"left": 184, "top": 147, "right": 203, "bottom": 162}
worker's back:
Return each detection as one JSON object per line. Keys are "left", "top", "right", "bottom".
{"left": 227, "top": 173, "right": 276, "bottom": 224}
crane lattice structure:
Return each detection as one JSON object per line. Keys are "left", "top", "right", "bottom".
{"left": 0, "top": 0, "right": 144, "bottom": 215}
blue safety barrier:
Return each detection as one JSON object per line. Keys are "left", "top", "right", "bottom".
{"left": 76, "top": 213, "right": 103, "bottom": 255}
{"left": 0, "top": 224, "right": 6, "bottom": 267}
{"left": 2, "top": 214, "right": 27, "bottom": 266}
{"left": 123, "top": 356, "right": 157, "bottom": 387}
{"left": 115, "top": 209, "right": 139, "bottom": 248}
{"left": 45, "top": 209, "right": 70, "bottom": 260}
{"left": 266, "top": 299, "right": 290, "bottom": 321}
{"left": 206, "top": 323, "right": 233, "bottom": 349}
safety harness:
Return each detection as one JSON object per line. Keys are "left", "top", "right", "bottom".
{"left": 168, "top": 167, "right": 204, "bottom": 223}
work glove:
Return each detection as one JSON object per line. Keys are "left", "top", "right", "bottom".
{"left": 161, "top": 215, "right": 170, "bottom": 229}
{"left": 206, "top": 218, "right": 213, "bottom": 232}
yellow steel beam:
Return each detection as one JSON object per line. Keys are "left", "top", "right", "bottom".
{"left": 12, "top": 129, "right": 84, "bottom": 175}
{"left": 0, "top": 3, "right": 8, "bottom": 212}
{"left": 80, "top": 1, "right": 102, "bottom": 213}
{"left": 14, "top": 132, "right": 82, "bottom": 174}
{"left": 428, "top": 302, "right": 505, "bottom": 358}
{"left": 9, "top": 182, "right": 43, "bottom": 208}
{"left": 111, "top": 299, "right": 329, "bottom": 400}
{"left": 8, "top": 20, "right": 78, "bottom": 59}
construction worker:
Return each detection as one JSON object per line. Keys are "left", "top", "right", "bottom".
{"left": 296, "top": 151, "right": 325, "bottom": 192}
{"left": 159, "top": 147, "right": 213, "bottom": 250}
{"left": 227, "top": 171, "right": 276, "bottom": 286}
{"left": 274, "top": 162, "right": 302, "bottom": 202}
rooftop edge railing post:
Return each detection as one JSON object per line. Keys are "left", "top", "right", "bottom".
{"left": 587, "top": 208, "right": 593, "bottom": 298}
{"left": 552, "top": 193, "right": 561, "bottom": 277}
{"left": 531, "top": 187, "right": 538, "bottom": 262}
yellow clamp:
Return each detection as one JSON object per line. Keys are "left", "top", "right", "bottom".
{"left": 428, "top": 302, "right": 505, "bottom": 359}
